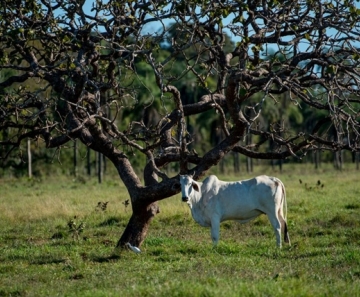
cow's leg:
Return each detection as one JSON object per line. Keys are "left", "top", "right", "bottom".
{"left": 278, "top": 206, "right": 291, "bottom": 245}
{"left": 267, "top": 214, "right": 282, "bottom": 248}
{"left": 210, "top": 218, "right": 220, "bottom": 246}
{"left": 283, "top": 221, "right": 290, "bottom": 245}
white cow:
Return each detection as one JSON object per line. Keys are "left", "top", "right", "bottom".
{"left": 180, "top": 174, "right": 290, "bottom": 248}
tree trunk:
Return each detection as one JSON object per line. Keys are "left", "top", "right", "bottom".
{"left": 220, "top": 158, "right": 225, "bottom": 174}
{"left": 73, "top": 140, "right": 77, "bottom": 177}
{"left": 313, "top": 149, "right": 320, "bottom": 169}
{"left": 27, "top": 139, "right": 32, "bottom": 179}
{"left": 233, "top": 152, "right": 240, "bottom": 173}
{"left": 246, "top": 134, "right": 252, "bottom": 173}
{"left": 98, "top": 152, "right": 103, "bottom": 183}
{"left": 246, "top": 156, "right": 253, "bottom": 173}
{"left": 115, "top": 159, "right": 163, "bottom": 248}
{"left": 87, "top": 147, "right": 91, "bottom": 176}
{"left": 334, "top": 150, "right": 342, "bottom": 170}
{"left": 116, "top": 202, "right": 159, "bottom": 248}
{"left": 333, "top": 127, "right": 342, "bottom": 170}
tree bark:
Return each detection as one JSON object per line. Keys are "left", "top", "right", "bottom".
{"left": 246, "top": 134, "right": 252, "bottom": 173}
{"left": 233, "top": 152, "right": 240, "bottom": 173}
{"left": 27, "top": 139, "right": 32, "bottom": 179}
{"left": 73, "top": 140, "right": 77, "bottom": 177}
{"left": 98, "top": 152, "right": 103, "bottom": 183}
{"left": 87, "top": 147, "right": 91, "bottom": 176}
{"left": 116, "top": 202, "right": 160, "bottom": 248}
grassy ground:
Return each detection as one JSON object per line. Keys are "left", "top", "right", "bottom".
{"left": 1, "top": 164, "right": 360, "bottom": 296}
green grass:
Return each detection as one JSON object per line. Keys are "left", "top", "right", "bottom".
{"left": 1, "top": 164, "right": 360, "bottom": 296}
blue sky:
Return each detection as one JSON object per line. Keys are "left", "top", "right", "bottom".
{"left": 79, "top": 1, "right": 359, "bottom": 51}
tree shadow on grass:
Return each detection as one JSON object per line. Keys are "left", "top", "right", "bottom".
{"left": 29, "top": 251, "right": 122, "bottom": 265}
{"left": 0, "top": 289, "right": 25, "bottom": 297}
{"left": 90, "top": 254, "right": 121, "bottom": 263}
{"left": 30, "top": 256, "right": 67, "bottom": 265}
{"left": 97, "top": 217, "right": 122, "bottom": 227}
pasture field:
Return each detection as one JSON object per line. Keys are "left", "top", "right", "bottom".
{"left": 0, "top": 164, "right": 360, "bottom": 296}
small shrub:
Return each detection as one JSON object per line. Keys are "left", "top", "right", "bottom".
{"left": 95, "top": 201, "right": 109, "bottom": 212}
{"left": 67, "top": 217, "right": 85, "bottom": 239}
{"left": 122, "top": 199, "right": 130, "bottom": 212}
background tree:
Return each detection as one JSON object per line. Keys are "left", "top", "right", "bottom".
{"left": 1, "top": 0, "right": 360, "bottom": 248}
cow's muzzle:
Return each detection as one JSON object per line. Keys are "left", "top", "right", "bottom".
{"left": 182, "top": 197, "right": 189, "bottom": 202}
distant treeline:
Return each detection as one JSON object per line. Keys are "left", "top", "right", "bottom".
{"left": 1, "top": 139, "right": 358, "bottom": 180}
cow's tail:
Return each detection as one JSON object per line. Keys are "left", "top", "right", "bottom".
{"left": 276, "top": 178, "right": 290, "bottom": 245}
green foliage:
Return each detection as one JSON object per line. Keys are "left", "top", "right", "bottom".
{"left": 1, "top": 0, "right": 359, "bottom": 176}
{"left": 1, "top": 165, "right": 360, "bottom": 296}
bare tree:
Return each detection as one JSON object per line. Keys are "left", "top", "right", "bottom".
{"left": 1, "top": 0, "right": 360, "bottom": 248}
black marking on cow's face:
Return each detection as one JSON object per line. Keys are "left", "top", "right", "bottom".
{"left": 182, "top": 197, "right": 189, "bottom": 202}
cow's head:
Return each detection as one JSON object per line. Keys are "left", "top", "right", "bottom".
{"left": 179, "top": 174, "right": 200, "bottom": 202}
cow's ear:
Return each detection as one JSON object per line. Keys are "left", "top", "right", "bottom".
{"left": 192, "top": 182, "right": 199, "bottom": 192}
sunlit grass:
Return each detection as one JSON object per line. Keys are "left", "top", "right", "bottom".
{"left": 1, "top": 164, "right": 360, "bottom": 296}
{"left": 0, "top": 177, "right": 128, "bottom": 222}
